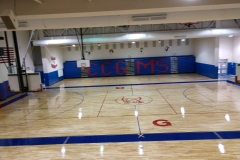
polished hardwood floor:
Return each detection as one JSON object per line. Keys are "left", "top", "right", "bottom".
{"left": 0, "top": 74, "right": 239, "bottom": 159}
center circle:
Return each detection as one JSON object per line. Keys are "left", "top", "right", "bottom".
{"left": 116, "top": 95, "right": 152, "bottom": 105}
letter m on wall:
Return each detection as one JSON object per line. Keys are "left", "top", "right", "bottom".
{"left": 136, "top": 60, "right": 154, "bottom": 74}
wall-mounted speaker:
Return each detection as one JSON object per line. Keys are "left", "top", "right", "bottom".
{"left": 0, "top": 10, "right": 18, "bottom": 29}
{"left": 165, "top": 46, "right": 169, "bottom": 51}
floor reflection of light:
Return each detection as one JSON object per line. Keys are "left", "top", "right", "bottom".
{"left": 100, "top": 145, "right": 104, "bottom": 156}
{"left": 78, "top": 108, "right": 82, "bottom": 119}
{"left": 61, "top": 146, "right": 66, "bottom": 158}
{"left": 135, "top": 111, "right": 138, "bottom": 117}
{"left": 225, "top": 114, "right": 230, "bottom": 121}
{"left": 181, "top": 107, "right": 185, "bottom": 117}
{"left": 218, "top": 144, "right": 225, "bottom": 154}
{"left": 138, "top": 145, "right": 144, "bottom": 155}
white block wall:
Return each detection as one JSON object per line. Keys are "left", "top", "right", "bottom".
{"left": 41, "top": 45, "right": 64, "bottom": 74}
{"left": 62, "top": 39, "right": 194, "bottom": 61}
{"left": 193, "top": 37, "right": 218, "bottom": 66}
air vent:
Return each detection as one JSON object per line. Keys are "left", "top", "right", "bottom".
{"left": 132, "top": 14, "right": 167, "bottom": 22}
{"left": 0, "top": 22, "right": 29, "bottom": 28}
{"left": 132, "top": 17, "right": 149, "bottom": 21}
{"left": 150, "top": 15, "right": 167, "bottom": 20}
{"left": 18, "top": 22, "right": 28, "bottom": 28}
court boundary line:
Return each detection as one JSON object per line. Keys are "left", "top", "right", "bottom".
{"left": 45, "top": 80, "right": 228, "bottom": 89}
{"left": 0, "top": 130, "right": 239, "bottom": 147}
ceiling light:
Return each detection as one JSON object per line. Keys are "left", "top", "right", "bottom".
{"left": 229, "top": 35, "right": 233, "bottom": 38}
{"left": 181, "top": 39, "right": 186, "bottom": 42}
{"left": 72, "top": 44, "right": 76, "bottom": 47}
{"left": 34, "top": 0, "right": 43, "bottom": 4}
{"left": 132, "top": 41, "right": 136, "bottom": 44}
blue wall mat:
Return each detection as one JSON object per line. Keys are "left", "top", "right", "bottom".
{"left": 44, "top": 70, "right": 64, "bottom": 86}
{"left": 227, "top": 62, "right": 236, "bottom": 75}
{"left": 178, "top": 56, "right": 196, "bottom": 73}
{"left": 63, "top": 55, "right": 196, "bottom": 78}
{"left": 134, "top": 58, "right": 171, "bottom": 75}
{"left": 89, "top": 60, "right": 126, "bottom": 77}
{"left": 196, "top": 62, "right": 218, "bottom": 79}
{"left": 63, "top": 61, "right": 81, "bottom": 78}
{"left": 0, "top": 81, "right": 15, "bottom": 101}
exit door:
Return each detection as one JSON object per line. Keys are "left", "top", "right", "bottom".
{"left": 218, "top": 59, "right": 228, "bottom": 75}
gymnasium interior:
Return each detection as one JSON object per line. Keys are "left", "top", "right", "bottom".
{"left": 0, "top": 0, "right": 240, "bottom": 159}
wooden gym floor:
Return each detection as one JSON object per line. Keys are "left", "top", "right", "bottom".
{"left": 0, "top": 74, "right": 240, "bottom": 159}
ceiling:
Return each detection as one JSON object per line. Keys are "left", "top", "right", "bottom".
{"left": 0, "top": 0, "right": 240, "bottom": 31}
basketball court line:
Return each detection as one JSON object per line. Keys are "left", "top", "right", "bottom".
{"left": 183, "top": 87, "right": 236, "bottom": 112}
{"left": 0, "top": 130, "right": 239, "bottom": 147}
{"left": 97, "top": 91, "right": 108, "bottom": 117}
{"left": 18, "top": 101, "right": 48, "bottom": 120}
{"left": 45, "top": 80, "right": 228, "bottom": 89}
{"left": 1, "top": 80, "right": 239, "bottom": 128}
{"left": 156, "top": 89, "right": 178, "bottom": 114}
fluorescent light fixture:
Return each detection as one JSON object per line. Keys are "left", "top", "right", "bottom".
{"left": 72, "top": 44, "right": 76, "bottom": 47}
{"left": 132, "top": 41, "right": 136, "bottom": 44}
{"left": 229, "top": 35, "right": 233, "bottom": 37}
{"left": 181, "top": 39, "right": 186, "bottom": 42}
{"left": 126, "top": 33, "right": 146, "bottom": 40}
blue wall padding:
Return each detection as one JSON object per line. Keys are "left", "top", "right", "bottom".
{"left": 0, "top": 81, "right": 15, "bottom": 101}
{"left": 63, "top": 55, "right": 196, "bottom": 79}
{"left": 178, "top": 56, "right": 196, "bottom": 73}
{"left": 227, "top": 63, "right": 236, "bottom": 75}
{"left": 196, "top": 62, "right": 218, "bottom": 79}
{"left": 88, "top": 60, "right": 126, "bottom": 77}
{"left": 44, "top": 70, "right": 64, "bottom": 86}
{"left": 63, "top": 61, "right": 81, "bottom": 78}
{"left": 134, "top": 58, "right": 171, "bottom": 75}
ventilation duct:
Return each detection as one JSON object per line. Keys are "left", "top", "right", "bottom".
{"left": 0, "top": 10, "right": 18, "bottom": 29}
{"left": 0, "top": 22, "right": 29, "bottom": 29}
{"left": 132, "top": 14, "right": 167, "bottom": 21}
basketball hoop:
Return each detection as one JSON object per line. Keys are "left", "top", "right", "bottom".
{"left": 77, "top": 60, "right": 90, "bottom": 70}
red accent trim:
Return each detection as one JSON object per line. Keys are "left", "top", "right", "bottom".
{"left": 156, "top": 59, "right": 169, "bottom": 73}
{"left": 137, "top": 60, "right": 154, "bottom": 74}
{"left": 153, "top": 119, "right": 172, "bottom": 127}
{"left": 116, "top": 87, "right": 124, "bottom": 89}
{"left": 235, "top": 76, "right": 239, "bottom": 84}
{"left": 116, "top": 61, "right": 126, "bottom": 74}
{"left": 101, "top": 62, "right": 112, "bottom": 75}
{"left": 87, "top": 62, "right": 97, "bottom": 76}
{"left": 157, "top": 89, "right": 178, "bottom": 114}
{"left": 97, "top": 91, "right": 108, "bottom": 117}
